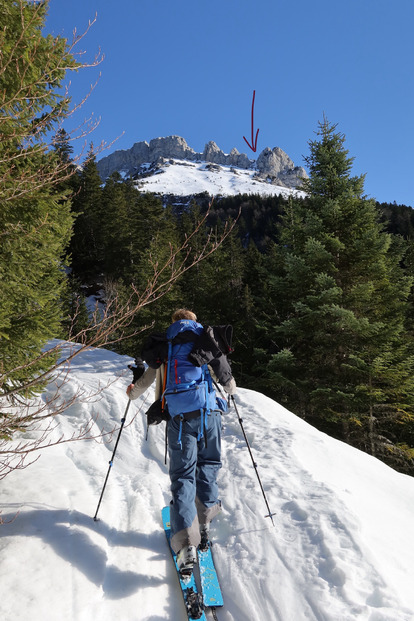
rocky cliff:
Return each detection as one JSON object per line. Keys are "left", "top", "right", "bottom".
{"left": 97, "top": 135, "right": 307, "bottom": 190}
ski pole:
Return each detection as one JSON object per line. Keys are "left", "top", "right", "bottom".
{"left": 231, "top": 395, "right": 276, "bottom": 526}
{"left": 93, "top": 399, "right": 131, "bottom": 521}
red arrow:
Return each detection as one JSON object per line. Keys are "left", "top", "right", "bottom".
{"left": 243, "top": 90, "right": 259, "bottom": 153}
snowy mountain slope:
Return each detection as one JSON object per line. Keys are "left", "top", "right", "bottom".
{"left": 97, "top": 136, "right": 308, "bottom": 196}
{"left": 133, "top": 159, "right": 306, "bottom": 199}
{"left": 1, "top": 342, "right": 414, "bottom": 621}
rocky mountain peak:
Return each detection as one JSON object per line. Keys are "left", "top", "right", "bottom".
{"left": 97, "top": 135, "right": 307, "bottom": 190}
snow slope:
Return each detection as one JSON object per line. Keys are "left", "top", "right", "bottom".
{"left": 134, "top": 159, "right": 305, "bottom": 199}
{"left": 1, "top": 343, "right": 414, "bottom": 621}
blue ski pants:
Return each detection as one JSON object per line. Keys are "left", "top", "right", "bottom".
{"left": 168, "top": 411, "right": 222, "bottom": 553}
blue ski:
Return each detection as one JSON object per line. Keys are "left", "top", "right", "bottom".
{"left": 198, "top": 543, "right": 223, "bottom": 609}
{"left": 162, "top": 506, "right": 207, "bottom": 621}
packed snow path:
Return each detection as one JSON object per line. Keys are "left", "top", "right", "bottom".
{"left": 1, "top": 343, "right": 414, "bottom": 620}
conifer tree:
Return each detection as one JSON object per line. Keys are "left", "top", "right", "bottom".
{"left": 233, "top": 241, "right": 267, "bottom": 383}
{"left": 53, "top": 129, "right": 74, "bottom": 166}
{"left": 130, "top": 196, "right": 182, "bottom": 334}
{"left": 178, "top": 210, "right": 244, "bottom": 325}
{"left": 0, "top": 0, "right": 81, "bottom": 405}
{"left": 107, "top": 192, "right": 182, "bottom": 354}
{"left": 100, "top": 173, "right": 131, "bottom": 280}
{"left": 70, "top": 147, "right": 103, "bottom": 281}
{"left": 259, "top": 119, "right": 414, "bottom": 469}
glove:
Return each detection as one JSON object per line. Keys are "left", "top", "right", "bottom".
{"left": 128, "top": 358, "right": 146, "bottom": 383}
{"left": 223, "top": 377, "right": 236, "bottom": 395}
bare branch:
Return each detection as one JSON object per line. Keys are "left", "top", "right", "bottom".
{"left": 0, "top": 200, "right": 239, "bottom": 479}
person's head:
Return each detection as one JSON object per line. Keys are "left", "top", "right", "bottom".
{"left": 171, "top": 308, "right": 197, "bottom": 323}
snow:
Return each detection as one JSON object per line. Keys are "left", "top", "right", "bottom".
{"left": 1, "top": 342, "right": 414, "bottom": 621}
{"left": 134, "top": 159, "right": 305, "bottom": 199}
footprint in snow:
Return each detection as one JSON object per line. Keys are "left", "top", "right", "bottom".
{"left": 282, "top": 500, "right": 309, "bottom": 522}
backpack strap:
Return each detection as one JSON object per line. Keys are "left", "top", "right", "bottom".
{"left": 161, "top": 352, "right": 169, "bottom": 411}
{"left": 162, "top": 339, "right": 173, "bottom": 403}
{"left": 197, "top": 363, "right": 214, "bottom": 446}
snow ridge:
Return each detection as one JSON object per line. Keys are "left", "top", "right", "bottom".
{"left": 133, "top": 158, "right": 306, "bottom": 199}
{"left": 1, "top": 343, "right": 413, "bottom": 621}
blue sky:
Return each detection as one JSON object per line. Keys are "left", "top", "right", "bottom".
{"left": 45, "top": 0, "right": 414, "bottom": 206}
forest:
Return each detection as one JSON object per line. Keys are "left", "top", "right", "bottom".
{"left": 51, "top": 119, "right": 414, "bottom": 476}
{"left": 2, "top": 0, "right": 414, "bottom": 478}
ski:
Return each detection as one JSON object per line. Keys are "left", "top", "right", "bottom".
{"left": 162, "top": 506, "right": 207, "bottom": 621}
{"left": 198, "top": 543, "right": 223, "bottom": 610}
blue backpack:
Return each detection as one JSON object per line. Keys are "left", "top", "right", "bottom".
{"left": 163, "top": 320, "right": 216, "bottom": 416}
{"left": 162, "top": 320, "right": 227, "bottom": 443}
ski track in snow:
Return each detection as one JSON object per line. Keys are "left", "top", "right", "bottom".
{"left": 1, "top": 343, "right": 414, "bottom": 621}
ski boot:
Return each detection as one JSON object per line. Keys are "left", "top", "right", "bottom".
{"left": 176, "top": 545, "right": 197, "bottom": 579}
{"left": 198, "top": 523, "right": 210, "bottom": 552}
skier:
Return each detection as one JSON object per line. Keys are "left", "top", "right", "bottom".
{"left": 127, "top": 309, "right": 236, "bottom": 577}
